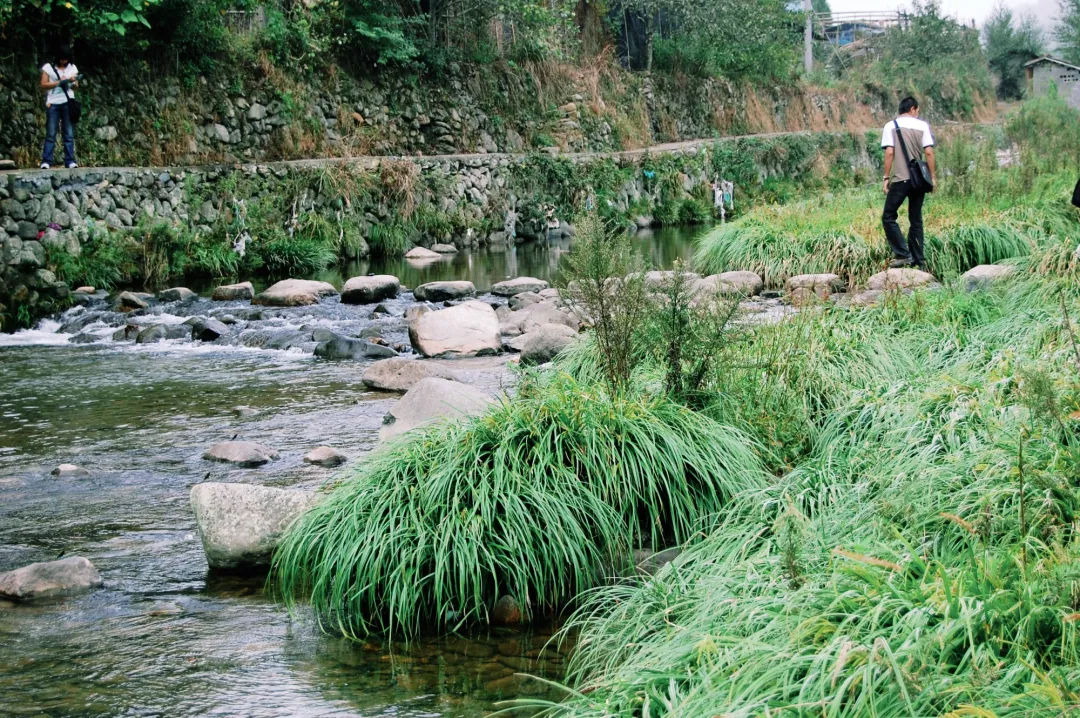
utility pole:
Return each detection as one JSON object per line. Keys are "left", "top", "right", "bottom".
{"left": 804, "top": 0, "right": 813, "bottom": 75}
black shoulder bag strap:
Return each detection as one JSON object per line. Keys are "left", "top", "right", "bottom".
{"left": 49, "top": 62, "right": 81, "bottom": 124}
{"left": 893, "top": 119, "right": 930, "bottom": 192}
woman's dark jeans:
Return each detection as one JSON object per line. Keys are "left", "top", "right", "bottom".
{"left": 42, "top": 103, "right": 76, "bottom": 167}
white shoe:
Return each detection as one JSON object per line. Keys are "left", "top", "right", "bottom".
{"left": 66, "top": 162, "right": 78, "bottom": 169}
{"left": 40, "top": 162, "right": 50, "bottom": 169}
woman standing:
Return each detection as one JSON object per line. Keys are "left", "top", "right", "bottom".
{"left": 40, "top": 44, "right": 79, "bottom": 170}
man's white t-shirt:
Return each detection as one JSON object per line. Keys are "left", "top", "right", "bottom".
{"left": 881, "top": 116, "right": 934, "bottom": 184}
{"left": 42, "top": 63, "right": 78, "bottom": 107}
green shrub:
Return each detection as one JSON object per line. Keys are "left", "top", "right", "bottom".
{"left": 46, "top": 228, "right": 138, "bottom": 291}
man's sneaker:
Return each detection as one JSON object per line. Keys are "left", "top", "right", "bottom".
{"left": 65, "top": 162, "right": 78, "bottom": 169}
{"left": 889, "top": 258, "right": 914, "bottom": 269}
{"left": 40, "top": 162, "right": 50, "bottom": 170}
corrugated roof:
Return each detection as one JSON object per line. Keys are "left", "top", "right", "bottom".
{"left": 1025, "top": 56, "right": 1080, "bottom": 72}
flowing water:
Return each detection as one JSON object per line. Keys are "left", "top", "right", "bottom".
{"left": 0, "top": 227, "right": 702, "bottom": 717}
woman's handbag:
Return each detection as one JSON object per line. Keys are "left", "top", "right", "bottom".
{"left": 893, "top": 120, "right": 933, "bottom": 192}
{"left": 49, "top": 63, "right": 82, "bottom": 125}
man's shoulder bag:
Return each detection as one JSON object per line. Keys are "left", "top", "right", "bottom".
{"left": 49, "top": 63, "right": 82, "bottom": 125}
{"left": 893, "top": 120, "right": 933, "bottom": 192}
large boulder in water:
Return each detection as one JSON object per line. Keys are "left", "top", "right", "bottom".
{"left": 202, "top": 441, "right": 280, "bottom": 467}
{"left": 191, "top": 318, "right": 230, "bottom": 342}
{"left": 362, "top": 357, "right": 462, "bottom": 392}
{"left": 520, "top": 324, "right": 578, "bottom": 365}
{"left": 158, "top": 287, "right": 196, "bottom": 303}
{"left": 341, "top": 275, "right": 400, "bottom": 304}
{"left": 867, "top": 268, "right": 937, "bottom": 291}
{"left": 380, "top": 377, "right": 495, "bottom": 442}
{"left": 491, "top": 277, "right": 549, "bottom": 296}
{"left": 409, "top": 300, "right": 501, "bottom": 358}
{"left": 189, "top": 483, "right": 317, "bottom": 570}
{"left": 314, "top": 332, "right": 398, "bottom": 360}
{"left": 405, "top": 246, "right": 441, "bottom": 260}
{"left": 413, "top": 280, "right": 476, "bottom": 302}
{"left": 303, "top": 446, "right": 348, "bottom": 467}
{"left": 252, "top": 279, "right": 338, "bottom": 307}
{"left": 212, "top": 282, "right": 254, "bottom": 301}
{"left": 0, "top": 557, "right": 103, "bottom": 600}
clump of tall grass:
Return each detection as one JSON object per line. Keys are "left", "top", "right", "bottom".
{"left": 528, "top": 275, "right": 1080, "bottom": 717}
{"left": 273, "top": 372, "right": 765, "bottom": 637}
{"left": 694, "top": 186, "right": 1052, "bottom": 287}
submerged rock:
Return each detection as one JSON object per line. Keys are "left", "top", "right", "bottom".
{"left": 379, "top": 377, "right": 495, "bottom": 442}
{"left": 361, "top": 357, "right": 462, "bottom": 392}
{"left": 491, "top": 277, "right": 549, "bottom": 296}
{"left": 212, "top": 282, "right": 255, "bottom": 301}
{"left": 409, "top": 300, "right": 501, "bottom": 358}
{"left": 520, "top": 324, "right": 578, "bottom": 365}
{"left": 961, "top": 264, "right": 1016, "bottom": 292}
{"left": 314, "top": 332, "right": 398, "bottom": 360}
{"left": 340, "top": 275, "right": 400, "bottom": 304}
{"left": 413, "top": 280, "right": 475, "bottom": 302}
{"left": 303, "top": 446, "right": 348, "bottom": 467}
{"left": 252, "top": 279, "right": 338, "bottom": 307}
{"left": 51, "top": 463, "right": 89, "bottom": 478}
{"left": 202, "top": 441, "right": 280, "bottom": 467}
{"left": 189, "top": 483, "right": 317, "bottom": 570}
{"left": 135, "top": 324, "right": 188, "bottom": 344}
{"left": 867, "top": 268, "right": 937, "bottom": 291}
{"left": 0, "top": 557, "right": 103, "bottom": 600}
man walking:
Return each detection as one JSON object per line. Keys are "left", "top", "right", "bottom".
{"left": 881, "top": 96, "right": 936, "bottom": 269}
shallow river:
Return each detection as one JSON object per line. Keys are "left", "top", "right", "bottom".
{"left": 0, "top": 227, "right": 701, "bottom": 717}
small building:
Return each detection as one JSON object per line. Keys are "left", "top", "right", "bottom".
{"left": 1026, "top": 56, "right": 1080, "bottom": 109}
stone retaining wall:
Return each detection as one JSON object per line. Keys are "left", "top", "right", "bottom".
{"left": 0, "top": 129, "right": 882, "bottom": 329}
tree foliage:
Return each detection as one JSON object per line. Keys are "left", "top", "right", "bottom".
{"left": 0, "top": 0, "right": 157, "bottom": 43}
{"left": 1057, "top": 0, "right": 1080, "bottom": 65}
{"left": 983, "top": 4, "right": 1044, "bottom": 101}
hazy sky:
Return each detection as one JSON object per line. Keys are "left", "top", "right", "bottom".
{"left": 827, "top": 0, "right": 1060, "bottom": 31}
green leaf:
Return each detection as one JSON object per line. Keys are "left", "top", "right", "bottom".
{"left": 138, "top": 12, "right": 150, "bottom": 28}
{"left": 114, "top": 23, "right": 126, "bottom": 35}
{"left": 128, "top": 0, "right": 141, "bottom": 9}
{"left": 121, "top": 9, "right": 136, "bottom": 23}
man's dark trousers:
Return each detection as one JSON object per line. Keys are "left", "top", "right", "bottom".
{"left": 882, "top": 179, "right": 926, "bottom": 267}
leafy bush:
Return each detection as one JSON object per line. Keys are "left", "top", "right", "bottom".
{"left": 273, "top": 372, "right": 765, "bottom": 637}
{"left": 46, "top": 228, "right": 138, "bottom": 290}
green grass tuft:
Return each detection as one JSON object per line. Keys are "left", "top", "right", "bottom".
{"left": 272, "top": 372, "right": 765, "bottom": 637}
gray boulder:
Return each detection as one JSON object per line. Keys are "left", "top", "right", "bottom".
{"left": 509, "top": 291, "right": 543, "bottom": 311}
{"left": 303, "top": 446, "right": 348, "bottom": 467}
{"left": 430, "top": 243, "right": 459, "bottom": 253}
{"left": 520, "top": 324, "right": 578, "bottom": 365}
{"left": 961, "top": 264, "right": 1016, "bottom": 292}
{"left": 159, "top": 287, "right": 196, "bottom": 303}
{"left": 116, "top": 291, "right": 149, "bottom": 310}
{"left": 0, "top": 557, "right": 103, "bottom": 600}
{"left": 341, "top": 275, "right": 400, "bottom": 304}
{"left": 404, "top": 246, "right": 441, "bottom": 260}
{"left": 491, "top": 277, "right": 549, "bottom": 296}
{"left": 191, "top": 318, "right": 230, "bottom": 342}
{"left": 252, "top": 279, "right": 338, "bottom": 307}
{"left": 500, "top": 302, "right": 579, "bottom": 337}
{"left": 414, "top": 280, "right": 476, "bottom": 302}
{"left": 866, "top": 268, "right": 937, "bottom": 291}
{"left": 202, "top": 441, "right": 280, "bottom": 467}
{"left": 409, "top": 300, "right": 501, "bottom": 358}
{"left": 361, "top": 357, "right": 462, "bottom": 392}
{"left": 380, "top": 377, "right": 496, "bottom": 442}
{"left": 212, "top": 282, "right": 255, "bottom": 301}
{"left": 695, "top": 271, "right": 763, "bottom": 298}
{"left": 190, "top": 483, "right": 317, "bottom": 570}
{"left": 314, "top": 332, "right": 398, "bottom": 360}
